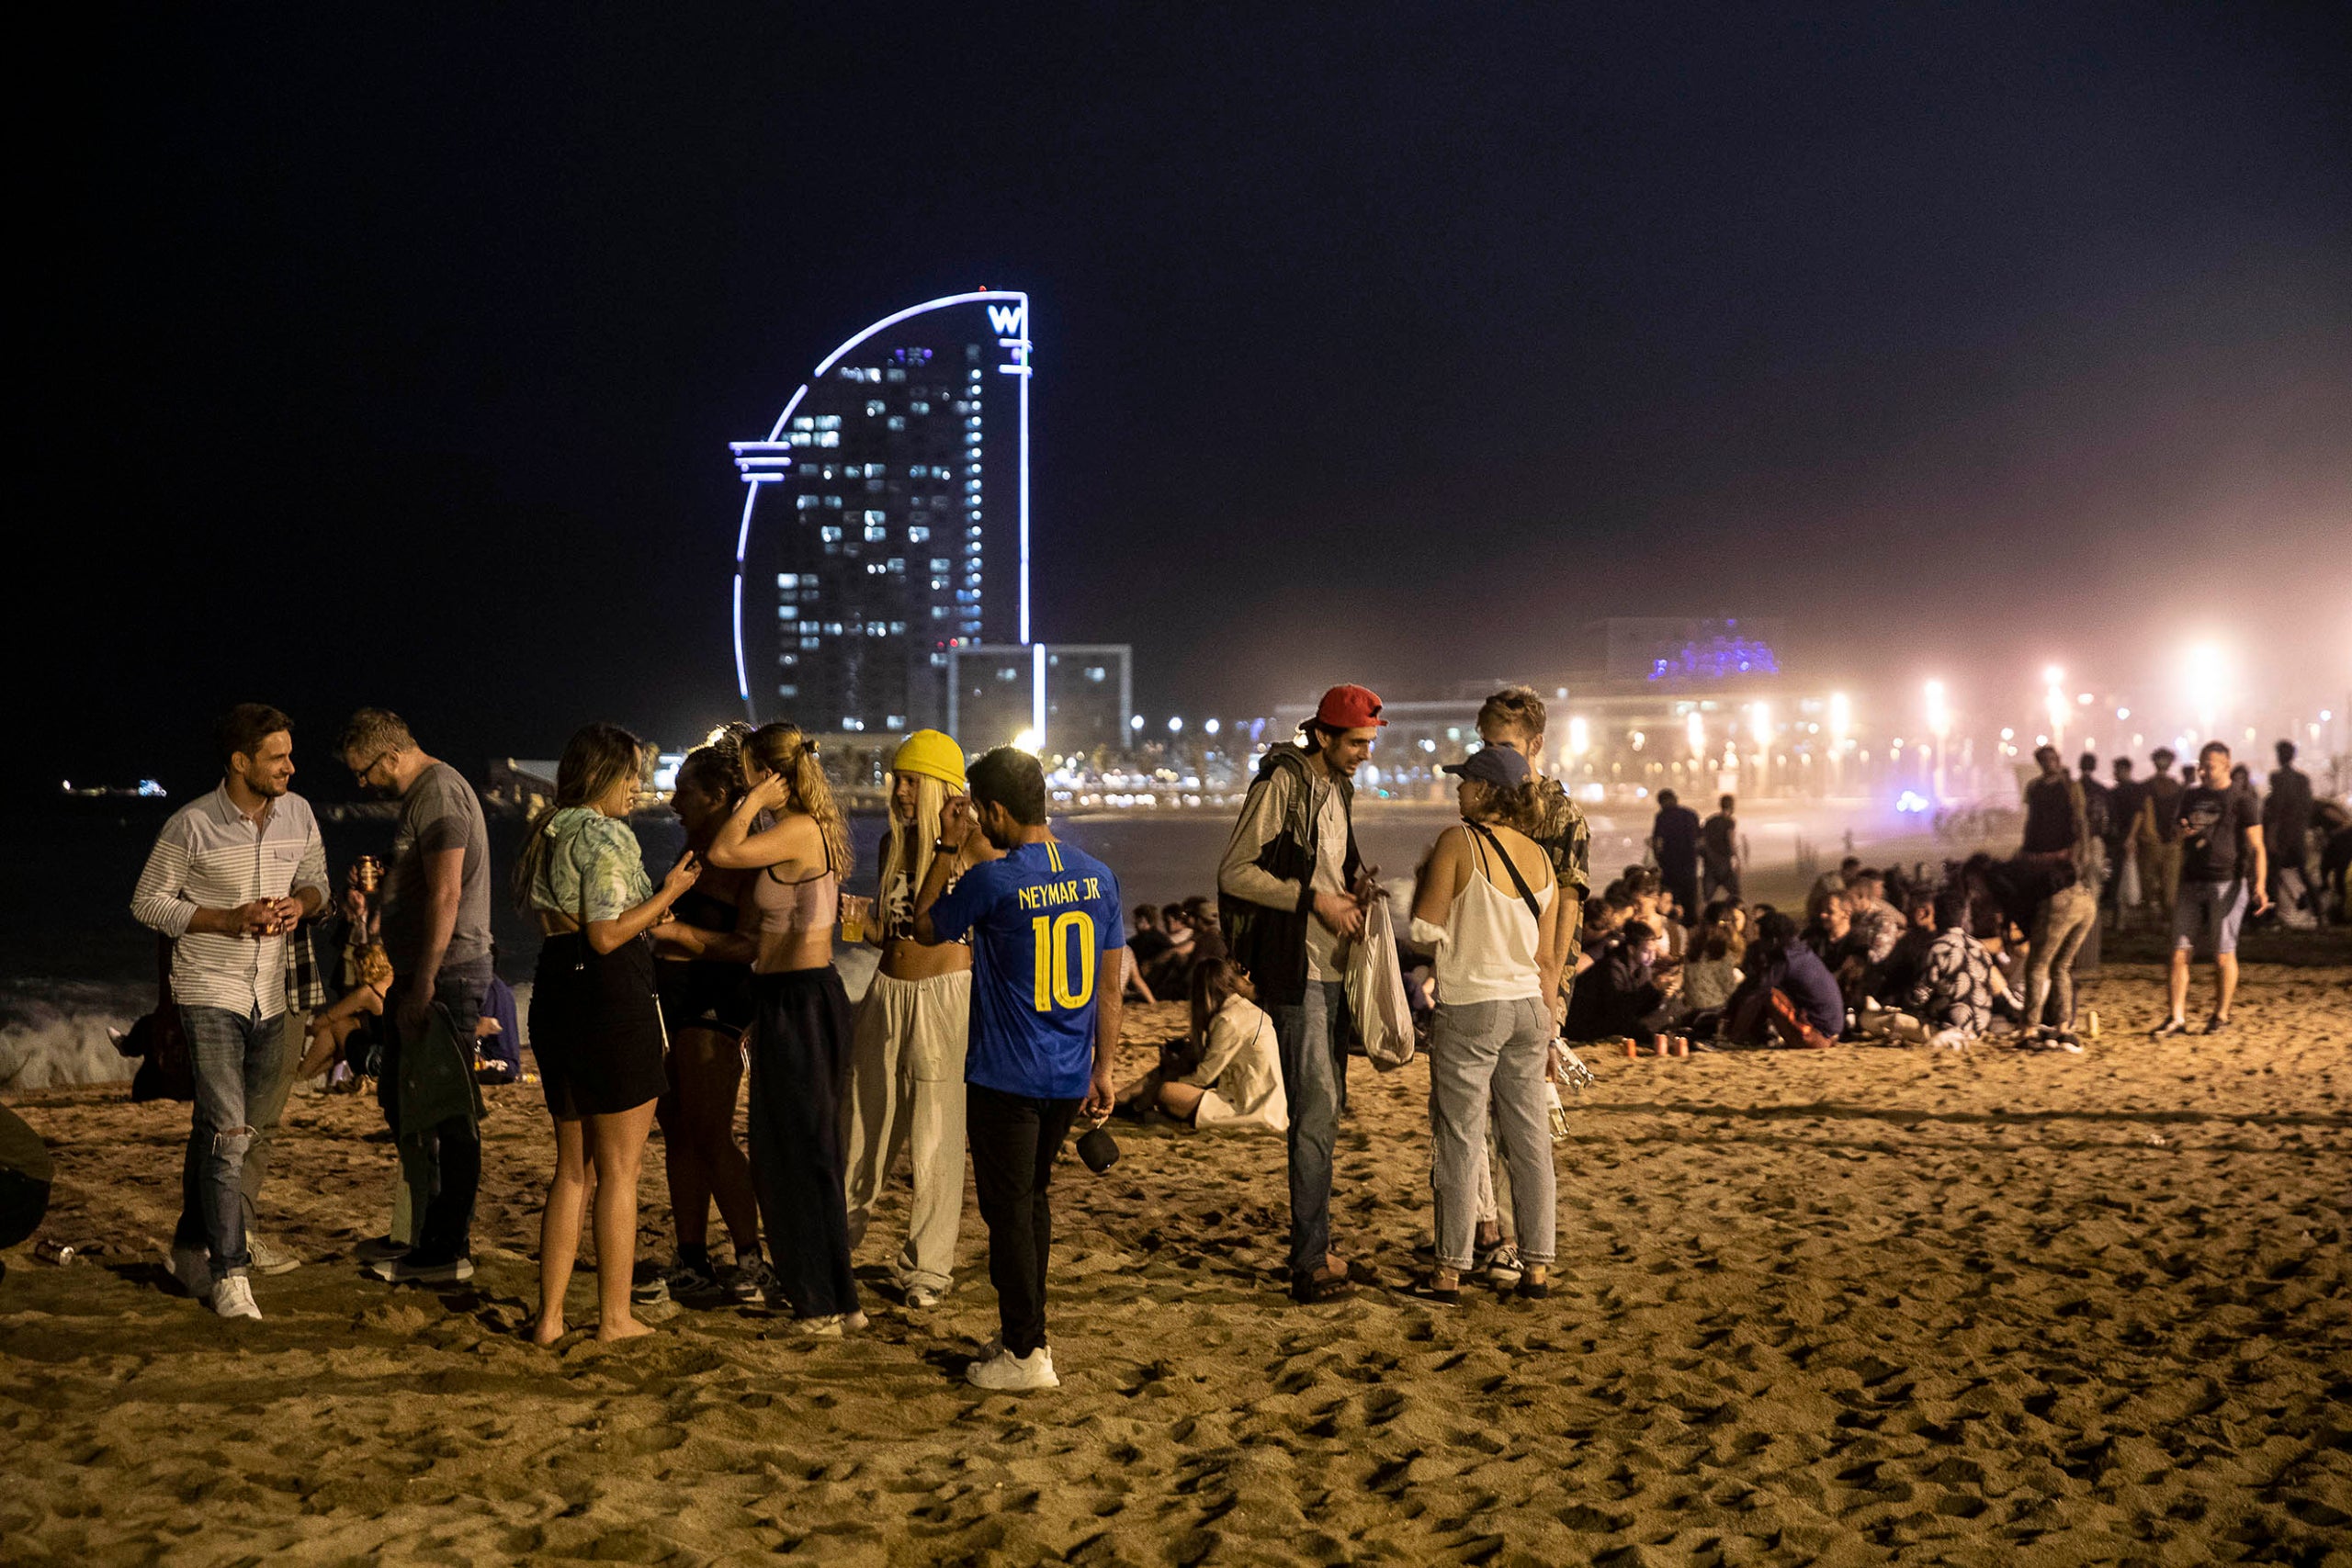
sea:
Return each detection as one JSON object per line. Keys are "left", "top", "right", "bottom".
{"left": 0, "top": 795, "right": 1651, "bottom": 1090}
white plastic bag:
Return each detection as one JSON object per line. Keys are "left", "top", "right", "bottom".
{"left": 1346, "top": 896, "right": 1416, "bottom": 1071}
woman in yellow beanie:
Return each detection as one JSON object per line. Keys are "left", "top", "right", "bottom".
{"left": 842, "top": 729, "right": 993, "bottom": 1308}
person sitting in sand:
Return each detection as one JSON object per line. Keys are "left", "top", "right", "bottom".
{"left": 1114, "top": 960, "right": 1287, "bottom": 1133}
{"left": 1679, "top": 902, "right": 1747, "bottom": 1024}
{"left": 298, "top": 944, "right": 393, "bottom": 1082}
{"left": 1854, "top": 889, "right": 1997, "bottom": 1049}
{"left": 1564, "top": 920, "right": 1679, "bottom": 1043}
{"left": 1722, "top": 912, "right": 1844, "bottom": 1049}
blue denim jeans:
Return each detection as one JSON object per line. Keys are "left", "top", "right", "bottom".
{"left": 1268, "top": 979, "right": 1351, "bottom": 1279}
{"left": 175, "top": 1005, "right": 284, "bottom": 1276}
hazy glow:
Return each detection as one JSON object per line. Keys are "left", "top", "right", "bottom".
{"left": 1748, "top": 702, "right": 1770, "bottom": 747}
{"left": 1566, "top": 716, "right": 1589, "bottom": 758}
{"left": 1685, "top": 711, "right": 1705, "bottom": 756}
{"left": 1828, "top": 691, "right": 1851, "bottom": 743}
{"left": 2183, "top": 641, "right": 2228, "bottom": 735}
{"left": 1924, "top": 680, "right": 1949, "bottom": 739}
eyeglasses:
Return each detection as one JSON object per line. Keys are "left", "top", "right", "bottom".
{"left": 351, "top": 750, "right": 396, "bottom": 783}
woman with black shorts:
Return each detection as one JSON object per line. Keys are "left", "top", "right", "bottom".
{"left": 518, "top": 722, "right": 701, "bottom": 1345}
{"left": 642, "top": 732, "right": 764, "bottom": 1303}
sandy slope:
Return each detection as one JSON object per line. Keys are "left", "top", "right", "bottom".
{"left": 3, "top": 960, "right": 2348, "bottom": 1566}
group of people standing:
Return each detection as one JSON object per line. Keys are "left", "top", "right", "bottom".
{"left": 132, "top": 704, "right": 1125, "bottom": 1390}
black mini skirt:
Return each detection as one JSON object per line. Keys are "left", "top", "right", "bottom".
{"left": 529, "top": 931, "right": 668, "bottom": 1117}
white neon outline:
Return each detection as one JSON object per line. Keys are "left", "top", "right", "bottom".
{"left": 731, "top": 292, "right": 1031, "bottom": 722}
{"left": 1033, "top": 641, "right": 1046, "bottom": 752}
{"left": 731, "top": 575, "right": 748, "bottom": 701}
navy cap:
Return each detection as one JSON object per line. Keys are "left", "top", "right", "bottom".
{"left": 1442, "top": 746, "right": 1532, "bottom": 789}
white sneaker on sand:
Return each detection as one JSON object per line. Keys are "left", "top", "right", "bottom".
{"left": 966, "top": 1347, "right": 1058, "bottom": 1392}
{"left": 172, "top": 1244, "right": 213, "bottom": 1299}
{"left": 1481, "top": 1245, "right": 1526, "bottom": 1290}
{"left": 247, "top": 1235, "right": 300, "bottom": 1276}
{"left": 903, "top": 1283, "right": 944, "bottom": 1310}
{"left": 211, "top": 1275, "right": 262, "bottom": 1320}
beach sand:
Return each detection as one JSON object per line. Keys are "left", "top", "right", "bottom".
{"left": 4, "top": 958, "right": 2348, "bottom": 1565}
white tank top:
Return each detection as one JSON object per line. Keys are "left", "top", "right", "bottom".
{"left": 1433, "top": 825, "right": 1553, "bottom": 1005}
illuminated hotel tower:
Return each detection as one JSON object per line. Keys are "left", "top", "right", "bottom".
{"left": 729, "top": 290, "right": 1033, "bottom": 732}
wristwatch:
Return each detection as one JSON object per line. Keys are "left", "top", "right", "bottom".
{"left": 933, "top": 838, "right": 960, "bottom": 856}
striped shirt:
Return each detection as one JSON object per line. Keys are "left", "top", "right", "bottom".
{"left": 130, "top": 784, "right": 330, "bottom": 1020}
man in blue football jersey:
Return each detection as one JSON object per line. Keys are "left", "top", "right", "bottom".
{"left": 917, "top": 747, "right": 1124, "bottom": 1392}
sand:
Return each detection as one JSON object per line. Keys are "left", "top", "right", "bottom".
{"left": 4, "top": 957, "right": 2348, "bottom": 1566}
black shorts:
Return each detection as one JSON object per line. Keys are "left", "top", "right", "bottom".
{"left": 657, "top": 960, "right": 753, "bottom": 1041}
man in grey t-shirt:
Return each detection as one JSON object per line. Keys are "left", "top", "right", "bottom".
{"left": 340, "top": 707, "right": 494, "bottom": 1282}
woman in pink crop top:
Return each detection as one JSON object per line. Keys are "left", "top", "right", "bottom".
{"left": 705, "top": 722, "right": 863, "bottom": 1331}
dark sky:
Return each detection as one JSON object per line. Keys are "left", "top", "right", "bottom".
{"left": 40, "top": 3, "right": 2352, "bottom": 787}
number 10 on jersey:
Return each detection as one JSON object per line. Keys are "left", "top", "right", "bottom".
{"left": 1030, "top": 912, "right": 1097, "bottom": 1011}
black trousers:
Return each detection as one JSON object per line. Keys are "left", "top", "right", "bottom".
{"left": 967, "top": 1083, "right": 1081, "bottom": 1358}
{"left": 381, "top": 963, "right": 492, "bottom": 1261}
{"left": 747, "top": 966, "right": 859, "bottom": 1319}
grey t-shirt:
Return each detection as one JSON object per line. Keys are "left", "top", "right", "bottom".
{"left": 380, "top": 760, "right": 493, "bottom": 973}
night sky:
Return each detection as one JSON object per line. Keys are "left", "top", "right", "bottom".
{"left": 41, "top": 4, "right": 2351, "bottom": 789}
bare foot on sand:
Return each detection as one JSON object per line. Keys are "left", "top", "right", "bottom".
{"left": 596, "top": 1317, "right": 655, "bottom": 1344}
{"left": 528, "top": 1317, "right": 567, "bottom": 1347}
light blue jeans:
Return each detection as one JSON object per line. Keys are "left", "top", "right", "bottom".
{"left": 175, "top": 1005, "right": 284, "bottom": 1277}
{"left": 1268, "top": 980, "right": 1350, "bottom": 1279}
{"left": 1429, "top": 998, "right": 1555, "bottom": 1272}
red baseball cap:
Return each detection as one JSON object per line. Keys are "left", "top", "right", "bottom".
{"left": 1315, "top": 683, "right": 1387, "bottom": 729}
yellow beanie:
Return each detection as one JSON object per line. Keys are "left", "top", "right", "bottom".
{"left": 892, "top": 729, "right": 967, "bottom": 792}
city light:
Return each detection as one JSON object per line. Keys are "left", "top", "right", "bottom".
{"left": 1748, "top": 702, "right": 1770, "bottom": 748}
{"left": 1924, "top": 681, "right": 1949, "bottom": 739}
{"left": 1685, "top": 711, "right": 1704, "bottom": 757}
{"left": 1566, "top": 716, "right": 1589, "bottom": 757}
{"left": 1129, "top": 714, "right": 1145, "bottom": 731}
{"left": 2042, "top": 665, "right": 2068, "bottom": 750}
{"left": 1204, "top": 717, "right": 1221, "bottom": 736}
{"left": 2183, "top": 641, "right": 2227, "bottom": 738}
{"left": 1011, "top": 728, "right": 1041, "bottom": 755}
{"left": 1828, "top": 691, "right": 1851, "bottom": 744}
{"left": 1168, "top": 716, "right": 1184, "bottom": 734}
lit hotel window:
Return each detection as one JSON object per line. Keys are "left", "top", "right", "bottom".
{"left": 796, "top": 495, "right": 820, "bottom": 510}
{"left": 930, "top": 558, "right": 950, "bottom": 570}
{"left": 886, "top": 417, "right": 905, "bottom": 431}
{"left": 777, "top": 573, "right": 799, "bottom": 587}
{"left": 908, "top": 525, "right": 930, "bottom": 542}
{"left": 800, "top": 636, "right": 820, "bottom": 649}
{"left": 820, "top": 526, "right": 843, "bottom": 542}
{"left": 886, "top": 716, "right": 906, "bottom": 730}
{"left": 864, "top": 525, "right": 887, "bottom": 542}
{"left": 817, "top": 432, "right": 838, "bottom": 447}
{"left": 864, "top": 510, "right": 887, "bottom": 524}
{"left": 865, "top": 400, "right": 886, "bottom": 417}
{"left": 778, "top": 605, "right": 797, "bottom": 619}
{"left": 777, "top": 684, "right": 797, "bottom": 698}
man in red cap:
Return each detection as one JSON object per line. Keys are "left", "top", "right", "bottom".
{"left": 1217, "top": 683, "right": 1385, "bottom": 1303}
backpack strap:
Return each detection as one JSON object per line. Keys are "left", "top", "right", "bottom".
{"left": 1466, "top": 821, "right": 1544, "bottom": 928}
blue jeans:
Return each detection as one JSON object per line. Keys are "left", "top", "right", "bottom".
{"left": 175, "top": 1005, "right": 283, "bottom": 1277}
{"left": 1269, "top": 979, "right": 1350, "bottom": 1279}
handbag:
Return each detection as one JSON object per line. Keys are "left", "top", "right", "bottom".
{"left": 1345, "top": 895, "right": 1417, "bottom": 1071}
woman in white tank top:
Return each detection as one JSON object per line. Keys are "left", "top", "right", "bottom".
{"left": 1408, "top": 747, "right": 1565, "bottom": 1303}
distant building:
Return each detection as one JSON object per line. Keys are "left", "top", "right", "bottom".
{"left": 729, "top": 291, "right": 1035, "bottom": 732}
{"left": 946, "top": 643, "right": 1133, "bottom": 758}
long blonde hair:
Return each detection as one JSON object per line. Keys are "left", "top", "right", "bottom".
{"left": 743, "top": 722, "right": 854, "bottom": 879}
{"left": 877, "top": 769, "right": 950, "bottom": 906}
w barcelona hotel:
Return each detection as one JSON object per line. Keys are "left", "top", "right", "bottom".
{"left": 729, "top": 291, "right": 1131, "bottom": 755}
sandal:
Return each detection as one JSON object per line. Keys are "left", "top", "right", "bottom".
{"left": 2150, "top": 1019, "right": 2190, "bottom": 1040}
{"left": 1513, "top": 1277, "right": 1552, "bottom": 1302}
{"left": 2202, "top": 1015, "right": 2231, "bottom": 1035}
{"left": 1290, "top": 1269, "right": 1356, "bottom": 1304}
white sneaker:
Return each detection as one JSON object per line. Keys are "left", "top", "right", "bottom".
{"left": 966, "top": 1347, "right": 1058, "bottom": 1391}
{"left": 211, "top": 1275, "right": 263, "bottom": 1320}
{"left": 171, "top": 1244, "right": 213, "bottom": 1299}
{"left": 1481, "top": 1244, "right": 1526, "bottom": 1290}
{"left": 903, "top": 1283, "right": 944, "bottom": 1310}
{"left": 247, "top": 1235, "right": 300, "bottom": 1276}
{"left": 796, "top": 1310, "right": 867, "bottom": 1337}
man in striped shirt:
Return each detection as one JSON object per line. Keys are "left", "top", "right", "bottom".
{"left": 130, "top": 704, "right": 329, "bottom": 1322}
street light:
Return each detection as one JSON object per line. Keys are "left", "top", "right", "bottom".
{"left": 1168, "top": 716, "right": 1184, "bottom": 734}
{"left": 1685, "top": 711, "right": 1704, "bottom": 758}
{"left": 1925, "top": 680, "right": 1951, "bottom": 802}
{"left": 1204, "top": 717, "right": 1220, "bottom": 736}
